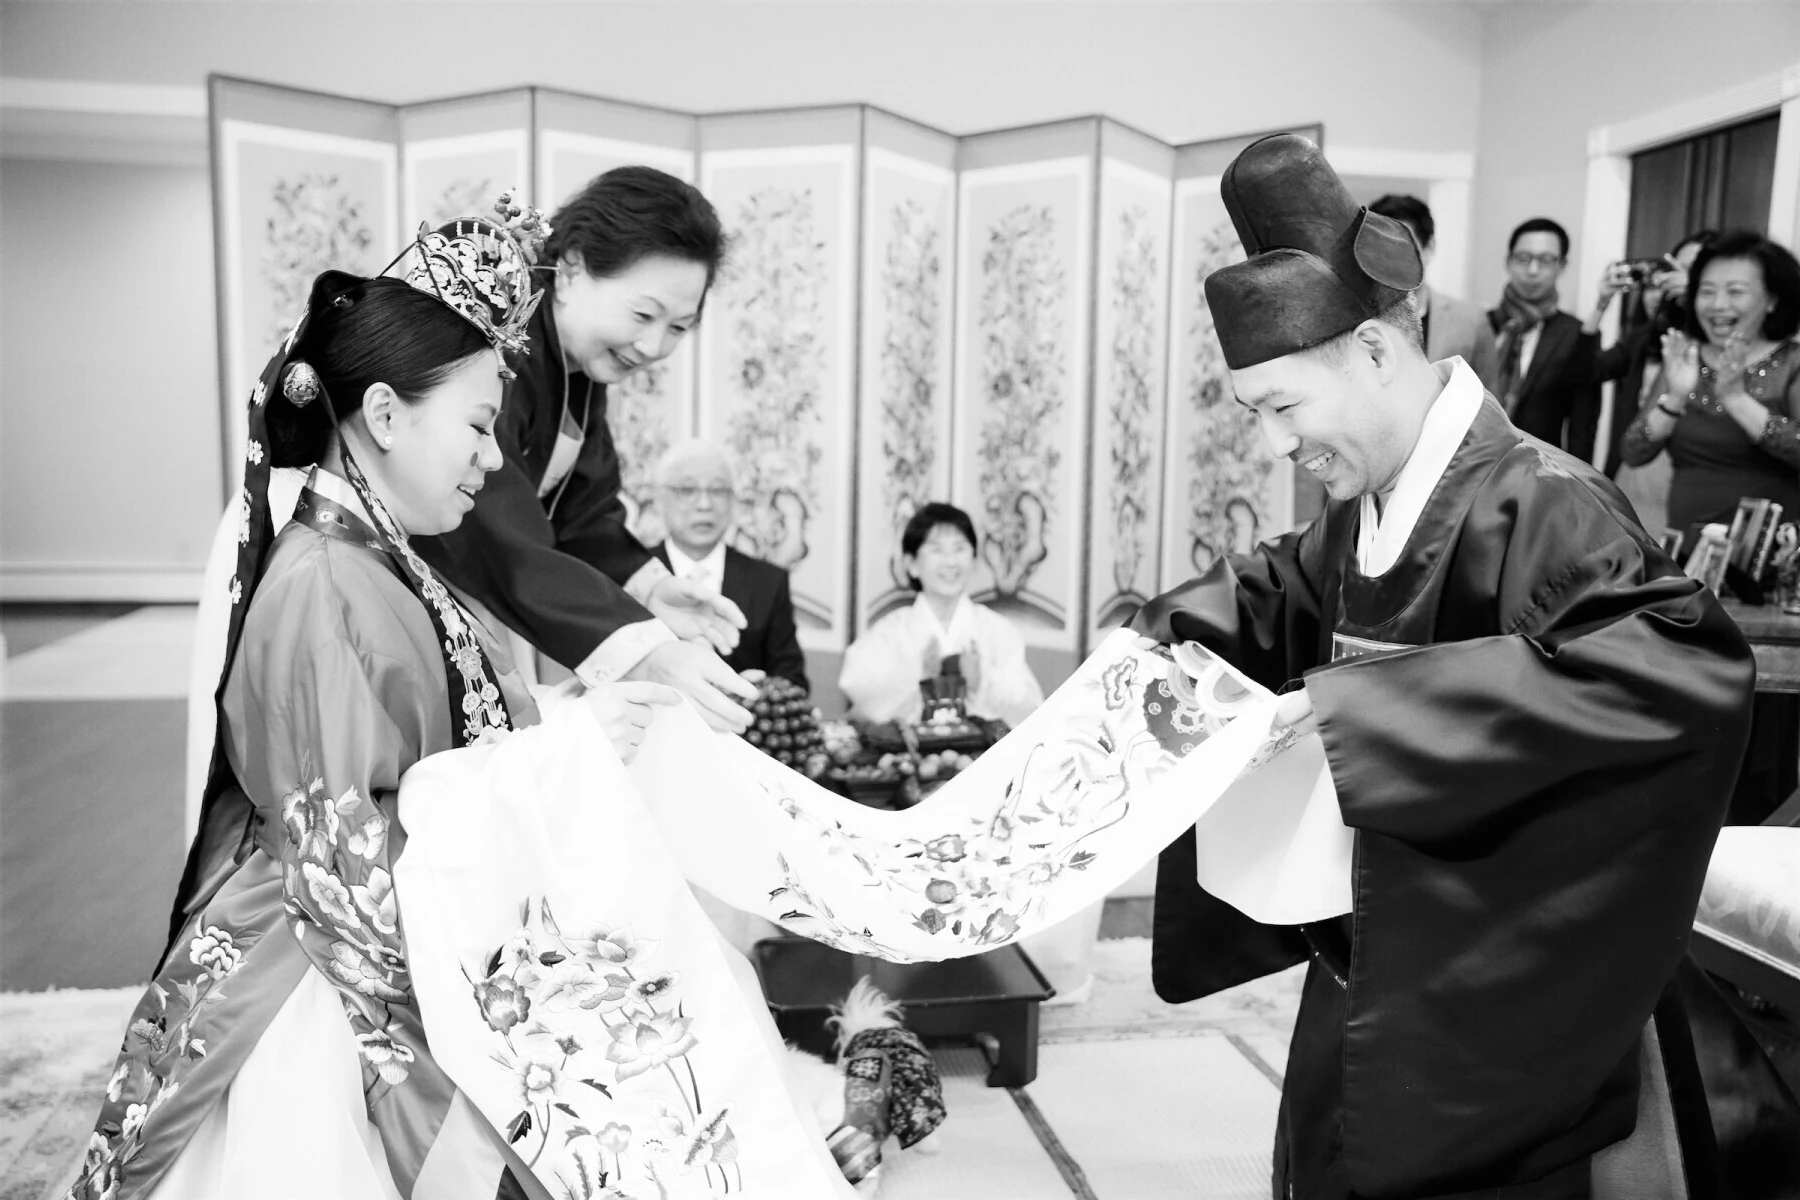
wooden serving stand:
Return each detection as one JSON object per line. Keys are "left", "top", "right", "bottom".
{"left": 752, "top": 936, "right": 1055, "bottom": 1088}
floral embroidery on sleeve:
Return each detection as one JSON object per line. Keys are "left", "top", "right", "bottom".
{"left": 279, "top": 767, "right": 415, "bottom": 1087}
{"left": 68, "top": 927, "right": 246, "bottom": 1199}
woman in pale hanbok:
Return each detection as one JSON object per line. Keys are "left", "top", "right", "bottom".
{"left": 838, "top": 503, "right": 1044, "bottom": 728}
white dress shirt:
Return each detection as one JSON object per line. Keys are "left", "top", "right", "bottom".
{"left": 663, "top": 538, "right": 729, "bottom": 595}
{"left": 1516, "top": 324, "right": 1542, "bottom": 385}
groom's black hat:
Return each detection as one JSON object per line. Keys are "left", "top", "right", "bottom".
{"left": 1205, "top": 134, "right": 1423, "bottom": 369}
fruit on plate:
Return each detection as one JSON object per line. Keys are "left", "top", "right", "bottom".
{"left": 820, "top": 719, "right": 861, "bottom": 766}
{"left": 747, "top": 675, "right": 828, "bottom": 776}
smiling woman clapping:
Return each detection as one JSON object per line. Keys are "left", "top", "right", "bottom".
{"left": 838, "top": 502, "right": 1045, "bottom": 728}
{"left": 1619, "top": 231, "right": 1800, "bottom": 541}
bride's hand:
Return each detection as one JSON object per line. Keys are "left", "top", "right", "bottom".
{"left": 582, "top": 681, "right": 683, "bottom": 763}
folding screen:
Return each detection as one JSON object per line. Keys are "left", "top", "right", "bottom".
{"left": 697, "top": 107, "right": 862, "bottom": 653}
{"left": 1088, "top": 121, "right": 1175, "bottom": 645}
{"left": 856, "top": 109, "right": 959, "bottom": 631}
{"left": 953, "top": 120, "right": 1097, "bottom": 656}
{"left": 210, "top": 77, "right": 401, "bottom": 495}
{"left": 534, "top": 91, "right": 699, "bottom": 544}
{"left": 1160, "top": 125, "right": 1321, "bottom": 588}
{"left": 210, "top": 76, "right": 1326, "bottom": 675}
{"left": 398, "top": 89, "right": 531, "bottom": 233}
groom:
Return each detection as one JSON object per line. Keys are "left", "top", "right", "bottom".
{"left": 1133, "top": 134, "right": 1755, "bottom": 1198}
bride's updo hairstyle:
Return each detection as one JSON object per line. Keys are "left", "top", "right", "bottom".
{"left": 265, "top": 275, "right": 491, "bottom": 468}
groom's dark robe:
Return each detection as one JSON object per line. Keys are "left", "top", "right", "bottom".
{"left": 1134, "top": 397, "right": 1756, "bottom": 1198}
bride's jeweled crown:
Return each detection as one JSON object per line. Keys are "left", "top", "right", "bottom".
{"left": 403, "top": 189, "right": 549, "bottom": 355}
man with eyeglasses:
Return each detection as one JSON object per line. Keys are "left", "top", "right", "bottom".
{"left": 649, "top": 439, "right": 809, "bottom": 691}
{"left": 1488, "top": 217, "right": 1600, "bottom": 462}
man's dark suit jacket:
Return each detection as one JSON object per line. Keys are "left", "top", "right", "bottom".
{"left": 651, "top": 542, "right": 809, "bottom": 692}
{"left": 1486, "top": 309, "right": 1601, "bottom": 463}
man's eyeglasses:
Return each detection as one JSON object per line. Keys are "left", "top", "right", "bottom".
{"left": 1508, "top": 252, "right": 1564, "bottom": 271}
{"left": 664, "top": 485, "right": 735, "bottom": 505}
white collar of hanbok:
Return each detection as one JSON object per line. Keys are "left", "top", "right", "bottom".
{"left": 1355, "top": 356, "right": 1484, "bottom": 577}
{"left": 307, "top": 464, "right": 378, "bottom": 531}
{"left": 913, "top": 592, "right": 977, "bottom": 650}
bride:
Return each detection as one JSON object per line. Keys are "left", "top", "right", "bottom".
{"left": 72, "top": 204, "right": 701, "bottom": 1199}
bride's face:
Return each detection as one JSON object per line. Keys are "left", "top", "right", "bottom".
{"left": 366, "top": 352, "right": 506, "bottom": 536}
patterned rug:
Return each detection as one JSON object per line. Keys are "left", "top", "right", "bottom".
{"left": 1, "top": 988, "right": 139, "bottom": 1200}
{"left": 0, "top": 940, "right": 1303, "bottom": 1200}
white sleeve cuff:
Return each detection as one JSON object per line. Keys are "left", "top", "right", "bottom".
{"left": 574, "top": 619, "right": 678, "bottom": 687}
{"left": 625, "top": 559, "right": 672, "bottom": 605}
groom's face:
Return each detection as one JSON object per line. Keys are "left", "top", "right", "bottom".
{"left": 1230, "top": 322, "right": 1415, "bottom": 502}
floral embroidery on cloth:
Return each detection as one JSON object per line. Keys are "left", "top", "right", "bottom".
{"left": 465, "top": 898, "right": 742, "bottom": 1198}
{"left": 757, "top": 639, "right": 1265, "bottom": 959}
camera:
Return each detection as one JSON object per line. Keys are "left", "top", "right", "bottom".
{"left": 1620, "top": 258, "right": 1667, "bottom": 286}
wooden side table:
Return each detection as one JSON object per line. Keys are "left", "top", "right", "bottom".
{"left": 1720, "top": 599, "right": 1800, "bottom": 694}
{"left": 752, "top": 937, "right": 1055, "bottom": 1087}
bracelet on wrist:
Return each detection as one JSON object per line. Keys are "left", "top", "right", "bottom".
{"left": 1654, "top": 398, "right": 1685, "bottom": 419}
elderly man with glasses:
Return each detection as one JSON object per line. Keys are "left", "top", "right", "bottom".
{"left": 648, "top": 438, "right": 809, "bottom": 691}
{"left": 1487, "top": 217, "right": 1601, "bottom": 463}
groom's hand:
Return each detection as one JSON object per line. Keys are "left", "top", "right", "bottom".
{"left": 1273, "top": 687, "right": 1317, "bottom": 740}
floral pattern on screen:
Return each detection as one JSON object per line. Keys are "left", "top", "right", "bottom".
{"left": 261, "top": 174, "right": 375, "bottom": 353}
{"left": 975, "top": 204, "right": 1066, "bottom": 614}
{"left": 609, "top": 361, "right": 677, "bottom": 546}
{"left": 427, "top": 176, "right": 498, "bottom": 230}
{"left": 876, "top": 199, "right": 944, "bottom": 595}
{"left": 720, "top": 188, "right": 828, "bottom": 579}
{"left": 467, "top": 898, "right": 742, "bottom": 1198}
{"left": 1101, "top": 205, "right": 1160, "bottom": 616}
{"left": 1182, "top": 220, "right": 1272, "bottom": 573}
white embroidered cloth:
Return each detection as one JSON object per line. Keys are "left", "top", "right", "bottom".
{"left": 393, "top": 632, "right": 1350, "bottom": 1198}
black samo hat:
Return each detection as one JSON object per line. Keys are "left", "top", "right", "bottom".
{"left": 1204, "top": 134, "right": 1423, "bottom": 369}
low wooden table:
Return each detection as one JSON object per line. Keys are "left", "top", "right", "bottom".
{"left": 1720, "top": 600, "right": 1800, "bottom": 693}
{"left": 752, "top": 937, "right": 1055, "bottom": 1087}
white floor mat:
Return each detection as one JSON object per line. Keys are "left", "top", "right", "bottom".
{"left": 1027, "top": 1034, "right": 1281, "bottom": 1199}
{"left": 879, "top": 1048, "right": 1076, "bottom": 1200}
